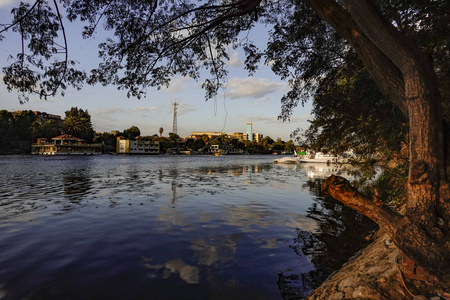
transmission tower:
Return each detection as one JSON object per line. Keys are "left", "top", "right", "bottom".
{"left": 172, "top": 102, "right": 179, "bottom": 135}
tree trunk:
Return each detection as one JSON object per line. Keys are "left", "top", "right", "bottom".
{"left": 307, "top": 0, "right": 450, "bottom": 286}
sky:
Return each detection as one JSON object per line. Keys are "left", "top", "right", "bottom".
{"left": 0, "top": 0, "right": 313, "bottom": 141}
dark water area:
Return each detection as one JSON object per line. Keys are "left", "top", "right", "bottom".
{"left": 0, "top": 155, "right": 376, "bottom": 299}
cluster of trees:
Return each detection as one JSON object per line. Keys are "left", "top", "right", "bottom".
{"left": 0, "top": 107, "right": 94, "bottom": 153}
{"left": 1, "top": 0, "right": 449, "bottom": 291}
{"left": 0, "top": 110, "right": 37, "bottom": 153}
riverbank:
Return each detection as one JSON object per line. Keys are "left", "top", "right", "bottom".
{"left": 306, "top": 230, "right": 448, "bottom": 300}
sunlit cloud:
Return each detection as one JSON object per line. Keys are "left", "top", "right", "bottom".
{"left": 226, "top": 77, "right": 285, "bottom": 100}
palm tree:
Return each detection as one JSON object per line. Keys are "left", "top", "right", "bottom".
{"left": 63, "top": 115, "right": 83, "bottom": 137}
{"left": 159, "top": 127, "right": 163, "bottom": 137}
{"left": 43, "top": 119, "right": 62, "bottom": 138}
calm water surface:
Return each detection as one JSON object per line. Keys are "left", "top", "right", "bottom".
{"left": 0, "top": 155, "right": 375, "bottom": 299}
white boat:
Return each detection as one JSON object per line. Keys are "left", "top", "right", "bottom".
{"left": 295, "top": 152, "right": 342, "bottom": 164}
{"left": 274, "top": 151, "right": 353, "bottom": 164}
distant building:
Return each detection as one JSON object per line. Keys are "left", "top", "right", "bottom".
{"left": 190, "top": 122, "right": 263, "bottom": 143}
{"left": 190, "top": 131, "right": 224, "bottom": 139}
{"left": 116, "top": 137, "right": 160, "bottom": 154}
{"left": 246, "top": 122, "right": 253, "bottom": 142}
{"left": 34, "top": 111, "right": 61, "bottom": 122}
{"left": 231, "top": 132, "right": 245, "bottom": 140}
{"left": 111, "top": 130, "right": 120, "bottom": 136}
{"left": 242, "top": 132, "right": 263, "bottom": 143}
{"left": 31, "top": 134, "right": 102, "bottom": 155}
{"left": 252, "top": 133, "right": 263, "bottom": 143}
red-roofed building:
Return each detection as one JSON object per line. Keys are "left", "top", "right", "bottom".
{"left": 32, "top": 134, "right": 102, "bottom": 155}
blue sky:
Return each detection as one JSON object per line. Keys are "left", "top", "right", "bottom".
{"left": 0, "top": 0, "right": 313, "bottom": 141}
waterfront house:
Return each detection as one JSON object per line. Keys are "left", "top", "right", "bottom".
{"left": 31, "top": 134, "right": 102, "bottom": 155}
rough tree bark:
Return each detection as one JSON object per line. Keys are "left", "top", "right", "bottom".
{"left": 306, "top": 0, "right": 450, "bottom": 286}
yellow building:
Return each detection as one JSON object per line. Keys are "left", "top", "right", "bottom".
{"left": 190, "top": 131, "right": 224, "bottom": 139}
{"left": 116, "top": 137, "right": 160, "bottom": 154}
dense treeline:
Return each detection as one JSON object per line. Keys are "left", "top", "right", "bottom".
{"left": 97, "top": 127, "right": 296, "bottom": 154}
{"left": 0, "top": 110, "right": 37, "bottom": 153}
{"left": 0, "top": 107, "right": 94, "bottom": 153}
{"left": 0, "top": 110, "right": 295, "bottom": 154}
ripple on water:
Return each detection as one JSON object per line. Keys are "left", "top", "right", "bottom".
{"left": 0, "top": 155, "right": 375, "bottom": 300}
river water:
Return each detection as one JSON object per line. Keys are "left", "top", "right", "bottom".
{"left": 0, "top": 155, "right": 375, "bottom": 299}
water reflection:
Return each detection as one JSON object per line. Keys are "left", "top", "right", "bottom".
{"left": 277, "top": 176, "right": 378, "bottom": 298}
{"left": 63, "top": 169, "right": 92, "bottom": 204}
{"left": 0, "top": 155, "right": 375, "bottom": 300}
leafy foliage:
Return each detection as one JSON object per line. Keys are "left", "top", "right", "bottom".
{"left": 298, "top": 58, "right": 407, "bottom": 159}
{"left": 1, "top": 0, "right": 280, "bottom": 102}
{"left": 0, "top": 110, "right": 38, "bottom": 153}
{"left": 63, "top": 107, "right": 94, "bottom": 141}
{"left": 123, "top": 126, "right": 141, "bottom": 139}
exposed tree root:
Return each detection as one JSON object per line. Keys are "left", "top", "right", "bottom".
{"left": 307, "top": 231, "right": 448, "bottom": 300}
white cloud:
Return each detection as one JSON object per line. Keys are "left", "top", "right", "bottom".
{"left": 238, "top": 114, "right": 311, "bottom": 126}
{"left": 92, "top": 107, "right": 125, "bottom": 114}
{"left": 246, "top": 97, "right": 271, "bottom": 107}
{"left": 228, "top": 51, "right": 243, "bottom": 67}
{"left": 166, "top": 102, "right": 197, "bottom": 116}
{"left": 0, "top": 0, "right": 34, "bottom": 7}
{"left": 178, "top": 102, "right": 197, "bottom": 115}
{"left": 0, "top": 0, "right": 17, "bottom": 7}
{"left": 226, "top": 77, "right": 285, "bottom": 100}
{"left": 163, "top": 77, "right": 190, "bottom": 93}
{"left": 131, "top": 106, "right": 158, "bottom": 113}
{"left": 91, "top": 107, "right": 125, "bottom": 122}
{"left": 249, "top": 116, "right": 280, "bottom": 124}
{"left": 299, "top": 114, "right": 312, "bottom": 121}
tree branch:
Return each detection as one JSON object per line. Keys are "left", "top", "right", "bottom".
{"left": 321, "top": 175, "right": 402, "bottom": 233}
{"left": 0, "top": 0, "right": 42, "bottom": 35}
{"left": 53, "top": 0, "right": 68, "bottom": 79}
{"left": 340, "top": 0, "right": 422, "bottom": 74}
{"left": 306, "top": 0, "right": 408, "bottom": 116}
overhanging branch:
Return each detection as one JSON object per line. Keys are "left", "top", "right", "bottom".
{"left": 321, "top": 175, "right": 402, "bottom": 233}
